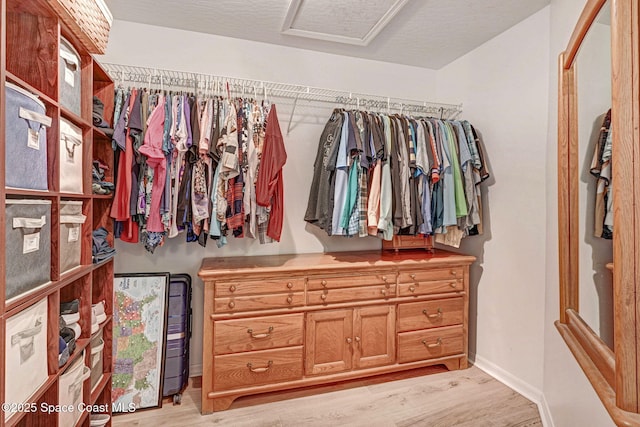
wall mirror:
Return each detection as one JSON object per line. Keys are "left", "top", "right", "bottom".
{"left": 557, "top": 0, "right": 640, "bottom": 424}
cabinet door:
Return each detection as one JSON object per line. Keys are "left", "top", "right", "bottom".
{"left": 353, "top": 305, "right": 396, "bottom": 369}
{"left": 305, "top": 309, "right": 353, "bottom": 376}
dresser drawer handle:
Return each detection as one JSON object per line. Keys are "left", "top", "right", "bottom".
{"left": 381, "top": 289, "right": 387, "bottom": 296}
{"left": 228, "top": 301, "right": 235, "bottom": 309}
{"left": 321, "top": 280, "right": 327, "bottom": 287}
{"left": 229, "top": 285, "right": 236, "bottom": 293}
{"left": 410, "top": 274, "right": 416, "bottom": 280}
{"left": 449, "top": 282, "right": 458, "bottom": 288}
{"left": 287, "top": 282, "right": 294, "bottom": 289}
{"left": 382, "top": 275, "right": 388, "bottom": 282}
{"left": 422, "top": 308, "right": 443, "bottom": 318}
{"left": 320, "top": 294, "right": 327, "bottom": 301}
{"left": 421, "top": 338, "right": 443, "bottom": 348}
{"left": 287, "top": 296, "right": 293, "bottom": 304}
{"left": 246, "top": 360, "right": 273, "bottom": 373}
{"left": 451, "top": 270, "right": 458, "bottom": 276}
{"left": 409, "top": 286, "right": 416, "bottom": 293}
{"left": 247, "top": 326, "right": 274, "bottom": 339}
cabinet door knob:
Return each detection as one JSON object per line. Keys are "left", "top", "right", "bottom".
{"left": 355, "top": 336, "right": 361, "bottom": 343}
{"left": 409, "top": 286, "right": 416, "bottom": 293}
{"left": 346, "top": 337, "right": 352, "bottom": 344}
{"left": 321, "top": 280, "right": 327, "bottom": 286}
{"left": 421, "top": 338, "right": 443, "bottom": 348}
{"left": 247, "top": 360, "right": 273, "bottom": 373}
{"left": 320, "top": 294, "right": 327, "bottom": 300}
{"left": 422, "top": 308, "right": 443, "bottom": 318}
{"left": 247, "top": 326, "right": 273, "bottom": 339}
{"left": 229, "top": 285, "right": 236, "bottom": 293}
{"left": 287, "top": 296, "right": 293, "bottom": 304}
{"left": 228, "top": 301, "right": 235, "bottom": 309}
{"left": 287, "top": 282, "right": 293, "bottom": 289}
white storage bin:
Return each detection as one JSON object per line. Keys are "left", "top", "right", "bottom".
{"left": 59, "top": 352, "right": 90, "bottom": 427}
{"left": 5, "top": 199, "right": 52, "bottom": 301}
{"left": 4, "top": 298, "right": 48, "bottom": 421}
{"left": 5, "top": 82, "right": 51, "bottom": 190}
{"left": 60, "top": 117, "right": 84, "bottom": 193}
{"left": 90, "top": 329, "right": 104, "bottom": 391}
{"left": 59, "top": 37, "right": 82, "bottom": 116}
{"left": 60, "top": 200, "right": 86, "bottom": 273}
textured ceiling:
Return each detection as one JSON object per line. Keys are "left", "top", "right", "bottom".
{"left": 104, "top": 0, "right": 550, "bottom": 70}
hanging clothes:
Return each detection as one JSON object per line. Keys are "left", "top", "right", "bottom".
{"left": 305, "top": 110, "right": 491, "bottom": 247}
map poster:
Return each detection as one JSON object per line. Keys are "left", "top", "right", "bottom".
{"left": 113, "top": 273, "right": 170, "bottom": 411}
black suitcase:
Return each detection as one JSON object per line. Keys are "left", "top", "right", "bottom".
{"left": 163, "top": 273, "right": 192, "bottom": 404}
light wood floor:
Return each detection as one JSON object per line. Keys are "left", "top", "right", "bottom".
{"left": 112, "top": 365, "right": 542, "bottom": 426}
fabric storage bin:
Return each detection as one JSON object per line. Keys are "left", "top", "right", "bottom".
{"left": 4, "top": 298, "right": 48, "bottom": 421}
{"left": 60, "top": 117, "right": 84, "bottom": 193}
{"left": 60, "top": 200, "right": 86, "bottom": 273}
{"left": 59, "top": 352, "right": 90, "bottom": 427}
{"left": 5, "top": 200, "right": 52, "bottom": 301}
{"left": 59, "top": 37, "right": 82, "bottom": 115}
{"left": 90, "top": 329, "right": 104, "bottom": 391}
{"left": 5, "top": 82, "right": 51, "bottom": 190}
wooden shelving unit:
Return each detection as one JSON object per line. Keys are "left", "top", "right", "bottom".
{"left": 0, "top": 1, "right": 115, "bottom": 426}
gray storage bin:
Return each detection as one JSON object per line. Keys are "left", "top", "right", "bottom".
{"left": 60, "top": 200, "right": 86, "bottom": 273}
{"left": 90, "top": 329, "right": 104, "bottom": 391}
{"left": 5, "top": 82, "right": 51, "bottom": 190}
{"left": 5, "top": 200, "right": 52, "bottom": 301}
{"left": 59, "top": 37, "right": 82, "bottom": 115}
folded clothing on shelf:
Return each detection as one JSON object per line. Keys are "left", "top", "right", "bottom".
{"left": 92, "top": 159, "right": 114, "bottom": 195}
{"left": 93, "top": 96, "right": 113, "bottom": 137}
{"left": 92, "top": 227, "right": 116, "bottom": 263}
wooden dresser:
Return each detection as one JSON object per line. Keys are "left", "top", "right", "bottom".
{"left": 199, "top": 250, "right": 475, "bottom": 413}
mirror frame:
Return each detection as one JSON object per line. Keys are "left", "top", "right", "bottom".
{"left": 557, "top": 0, "right": 640, "bottom": 423}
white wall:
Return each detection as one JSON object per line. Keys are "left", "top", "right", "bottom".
{"left": 435, "top": 8, "right": 549, "bottom": 398}
{"left": 543, "top": 0, "right": 614, "bottom": 425}
{"left": 99, "top": 21, "right": 441, "bottom": 375}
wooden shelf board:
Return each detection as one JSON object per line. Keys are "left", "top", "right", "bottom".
{"left": 59, "top": 265, "right": 94, "bottom": 288}
{"left": 60, "top": 105, "right": 92, "bottom": 129}
{"left": 90, "top": 372, "right": 112, "bottom": 405}
{"left": 93, "top": 257, "right": 115, "bottom": 270}
{"left": 93, "top": 127, "right": 112, "bottom": 140}
{"left": 59, "top": 192, "right": 91, "bottom": 200}
{"left": 4, "top": 281, "right": 57, "bottom": 317}
{"left": 5, "top": 70, "right": 58, "bottom": 107}
{"left": 92, "top": 193, "right": 114, "bottom": 200}
{"left": 5, "top": 187, "right": 55, "bottom": 197}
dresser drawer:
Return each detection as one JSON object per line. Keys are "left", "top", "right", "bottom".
{"left": 215, "top": 277, "right": 305, "bottom": 297}
{"left": 397, "top": 298, "right": 464, "bottom": 332}
{"left": 398, "top": 268, "right": 463, "bottom": 283}
{"left": 397, "top": 278, "right": 463, "bottom": 296}
{"left": 397, "top": 325, "right": 464, "bottom": 363}
{"left": 308, "top": 273, "right": 394, "bottom": 290}
{"left": 307, "top": 284, "right": 395, "bottom": 305}
{"left": 215, "top": 292, "right": 305, "bottom": 313}
{"left": 213, "top": 346, "right": 303, "bottom": 391}
{"left": 214, "top": 314, "right": 304, "bottom": 355}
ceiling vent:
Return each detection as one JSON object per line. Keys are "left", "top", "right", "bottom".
{"left": 281, "top": 0, "right": 409, "bottom": 46}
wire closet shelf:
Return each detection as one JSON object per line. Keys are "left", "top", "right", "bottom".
{"left": 101, "top": 63, "right": 463, "bottom": 133}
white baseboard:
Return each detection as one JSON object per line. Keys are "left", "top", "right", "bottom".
{"left": 189, "top": 363, "right": 203, "bottom": 377}
{"left": 470, "top": 353, "right": 554, "bottom": 427}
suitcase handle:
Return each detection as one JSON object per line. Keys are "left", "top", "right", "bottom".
{"left": 13, "top": 215, "right": 46, "bottom": 229}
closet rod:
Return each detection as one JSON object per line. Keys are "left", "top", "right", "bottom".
{"left": 101, "top": 62, "right": 463, "bottom": 132}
